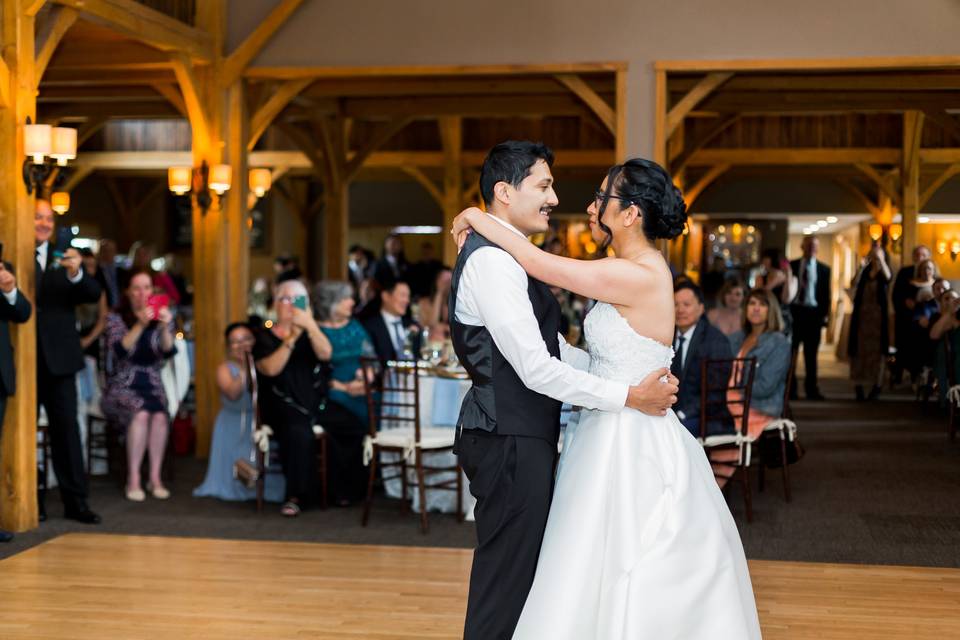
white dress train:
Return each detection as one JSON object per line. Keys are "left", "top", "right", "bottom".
{"left": 513, "top": 302, "right": 762, "bottom": 639}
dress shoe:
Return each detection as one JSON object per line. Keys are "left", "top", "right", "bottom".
{"left": 38, "top": 503, "right": 47, "bottom": 522}
{"left": 807, "top": 391, "right": 827, "bottom": 401}
{"left": 64, "top": 508, "right": 102, "bottom": 524}
{"left": 0, "top": 529, "right": 13, "bottom": 543}
{"left": 126, "top": 488, "right": 146, "bottom": 502}
{"left": 146, "top": 483, "right": 170, "bottom": 500}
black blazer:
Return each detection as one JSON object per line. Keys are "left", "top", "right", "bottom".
{"left": 790, "top": 258, "right": 831, "bottom": 324}
{"left": 0, "top": 279, "right": 32, "bottom": 396}
{"left": 672, "top": 316, "right": 733, "bottom": 436}
{"left": 36, "top": 248, "right": 102, "bottom": 376}
{"left": 361, "top": 313, "right": 421, "bottom": 363}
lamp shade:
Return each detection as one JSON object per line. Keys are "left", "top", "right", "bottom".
{"left": 50, "top": 127, "right": 77, "bottom": 166}
{"left": 24, "top": 123, "right": 52, "bottom": 164}
{"left": 868, "top": 223, "right": 883, "bottom": 241}
{"left": 249, "top": 168, "right": 271, "bottom": 197}
{"left": 888, "top": 223, "right": 903, "bottom": 242}
{"left": 51, "top": 191, "right": 70, "bottom": 215}
{"left": 210, "top": 164, "right": 232, "bottom": 195}
{"left": 168, "top": 167, "right": 192, "bottom": 195}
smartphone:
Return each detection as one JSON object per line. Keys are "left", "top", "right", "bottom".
{"left": 147, "top": 294, "right": 170, "bottom": 316}
{"left": 293, "top": 295, "right": 308, "bottom": 311}
{"left": 53, "top": 227, "right": 75, "bottom": 258}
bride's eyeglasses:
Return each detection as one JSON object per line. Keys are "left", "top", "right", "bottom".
{"left": 593, "top": 190, "right": 631, "bottom": 211}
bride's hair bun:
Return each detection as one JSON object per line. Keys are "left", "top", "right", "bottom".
{"left": 613, "top": 158, "right": 687, "bottom": 241}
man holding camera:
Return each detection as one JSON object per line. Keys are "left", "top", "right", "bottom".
{"left": 35, "top": 198, "right": 102, "bottom": 524}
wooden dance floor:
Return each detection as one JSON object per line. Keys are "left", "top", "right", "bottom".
{"left": 1, "top": 534, "right": 958, "bottom": 639}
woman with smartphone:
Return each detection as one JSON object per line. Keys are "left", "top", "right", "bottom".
{"left": 101, "top": 268, "right": 177, "bottom": 501}
{"left": 252, "top": 279, "right": 336, "bottom": 517}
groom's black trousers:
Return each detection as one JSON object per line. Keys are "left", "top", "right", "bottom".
{"left": 457, "top": 429, "right": 557, "bottom": 640}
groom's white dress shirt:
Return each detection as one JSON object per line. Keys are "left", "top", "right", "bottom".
{"left": 454, "top": 216, "right": 628, "bottom": 414}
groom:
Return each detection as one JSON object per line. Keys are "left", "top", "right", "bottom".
{"left": 450, "top": 141, "right": 679, "bottom": 639}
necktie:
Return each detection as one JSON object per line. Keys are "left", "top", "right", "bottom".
{"left": 672, "top": 334, "right": 686, "bottom": 377}
{"left": 35, "top": 248, "right": 43, "bottom": 297}
{"left": 392, "top": 320, "right": 406, "bottom": 355}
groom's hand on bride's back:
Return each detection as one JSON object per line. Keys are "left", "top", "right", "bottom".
{"left": 626, "top": 368, "right": 679, "bottom": 416}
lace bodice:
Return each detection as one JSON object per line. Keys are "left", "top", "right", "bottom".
{"left": 585, "top": 302, "right": 675, "bottom": 385}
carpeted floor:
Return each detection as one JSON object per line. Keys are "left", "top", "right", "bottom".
{"left": 3, "top": 358, "right": 959, "bottom": 567}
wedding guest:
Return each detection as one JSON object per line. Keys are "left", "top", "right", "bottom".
{"left": 891, "top": 245, "right": 932, "bottom": 383}
{"left": 361, "top": 279, "right": 422, "bottom": 363}
{"left": 0, "top": 260, "right": 32, "bottom": 542}
{"left": 757, "top": 248, "right": 795, "bottom": 334}
{"left": 707, "top": 279, "right": 745, "bottom": 336}
{"left": 254, "top": 280, "right": 364, "bottom": 512}
{"left": 314, "top": 280, "right": 374, "bottom": 424}
{"left": 930, "top": 289, "right": 960, "bottom": 407}
{"left": 78, "top": 248, "right": 109, "bottom": 359}
{"left": 35, "top": 198, "right": 102, "bottom": 524}
{"left": 415, "top": 267, "right": 453, "bottom": 340}
{"left": 101, "top": 268, "right": 176, "bottom": 502}
{"left": 193, "top": 322, "right": 284, "bottom": 502}
{"left": 789, "top": 236, "right": 831, "bottom": 400}
{"left": 899, "top": 258, "right": 939, "bottom": 382}
{"left": 131, "top": 243, "right": 181, "bottom": 306}
{"left": 97, "top": 238, "right": 120, "bottom": 308}
{"left": 372, "top": 233, "right": 409, "bottom": 287}
{"left": 274, "top": 254, "right": 303, "bottom": 284}
{"left": 347, "top": 245, "right": 374, "bottom": 294}
{"left": 848, "top": 245, "right": 891, "bottom": 401}
{"left": 717, "top": 289, "right": 791, "bottom": 486}
{"left": 701, "top": 256, "right": 727, "bottom": 308}
{"left": 671, "top": 281, "right": 733, "bottom": 437}
{"left": 407, "top": 241, "right": 445, "bottom": 299}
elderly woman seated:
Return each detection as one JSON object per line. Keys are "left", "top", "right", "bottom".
{"left": 713, "top": 288, "right": 791, "bottom": 487}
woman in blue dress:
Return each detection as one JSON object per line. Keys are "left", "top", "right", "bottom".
{"left": 313, "top": 281, "right": 375, "bottom": 424}
{"left": 193, "top": 322, "right": 285, "bottom": 502}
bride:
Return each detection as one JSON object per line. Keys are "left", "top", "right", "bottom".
{"left": 452, "top": 158, "right": 762, "bottom": 639}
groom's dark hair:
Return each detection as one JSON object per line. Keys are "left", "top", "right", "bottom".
{"left": 479, "top": 141, "right": 555, "bottom": 207}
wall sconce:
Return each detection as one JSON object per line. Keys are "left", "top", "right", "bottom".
{"left": 937, "top": 241, "right": 948, "bottom": 256}
{"left": 249, "top": 168, "right": 272, "bottom": 198}
{"left": 22, "top": 118, "right": 76, "bottom": 194}
{"left": 167, "top": 161, "right": 231, "bottom": 214}
{"left": 952, "top": 241, "right": 960, "bottom": 262}
{"left": 888, "top": 224, "right": 903, "bottom": 243}
{"left": 868, "top": 224, "right": 883, "bottom": 242}
{"left": 51, "top": 191, "right": 70, "bottom": 215}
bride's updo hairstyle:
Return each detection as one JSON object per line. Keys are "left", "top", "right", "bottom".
{"left": 596, "top": 158, "right": 687, "bottom": 249}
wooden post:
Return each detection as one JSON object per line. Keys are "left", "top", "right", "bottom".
{"left": 440, "top": 116, "right": 463, "bottom": 267}
{"left": 615, "top": 69, "right": 627, "bottom": 162}
{"left": 225, "top": 81, "right": 250, "bottom": 322}
{"left": 323, "top": 181, "right": 349, "bottom": 280}
{"left": 0, "top": 4, "right": 39, "bottom": 532}
{"left": 901, "top": 111, "right": 924, "bottom": 256}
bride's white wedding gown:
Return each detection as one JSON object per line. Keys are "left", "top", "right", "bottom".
{"left": 513, "top": 302, "right": 762, "bottom": 639}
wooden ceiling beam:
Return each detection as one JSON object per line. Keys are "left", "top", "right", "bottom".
{"left": 169, "top": 53, "right": 211, "bottom": 146}
{"left": 399, "top": 166, "right": 443, "bottom": 208}
{"left": 151, "top": 83, "right": 188, "bottom": 118}
{"left": 920, "top": 163, "right": 960, "bottom": 208}
{"left": 338, "top": 95, "right": 590, "bottom": 118}
{"left": 666, "top": 72, "right": 733, "bottom": 138}
{"left": 38, "top": 101, "right": 180, "bottom": 120}
{"left": 923, "top": 110, "right": 960, "bottom": 145}
{"left": 222, "top": 0, "right": 304, "bottom": 86}
{"left": 51, "top": 0, "right": 214, "bottom": 61}
{"left": 669, "top": 73, "right": 960, "bottom": 92}
{"left": 684, "top": 163, "right": 730, "bottom": 208}
{"left": 555, "top": 74, "right": 616, "bottom": 135}
{"left": 245, "top": 62, "right": 627, "bottom": 80}
{"left": 247, "top": 78, "right": 314, "bottom": 151}
{"left": 34, "top": 6, "right": 78, "bottom": 87}
{"left": 293, "top": 76, "right": 607, "bottom": 99}
{"left": 343, "top": 116, "right": 412, "bottom": 181}
{"left": 700, "top": 91, "right": 960, "bottom": 112}
{"left": 670, "top": 113, "right": 739, "bottom": 174}
{"left": 688, "top": 148, "right": 902, "bottom": 166}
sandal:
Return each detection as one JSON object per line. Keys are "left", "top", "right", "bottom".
{"left": 280, "top": 501, "right": 301, "bottom": 517}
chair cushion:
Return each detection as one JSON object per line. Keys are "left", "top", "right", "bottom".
{"left": 374, "top": 426, "right": 455, "bottom": 450}
{"left": 700, "top": 433, "right": 740, "bottom": 447}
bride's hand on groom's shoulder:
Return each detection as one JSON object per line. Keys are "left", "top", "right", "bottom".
{"left": 451, "top": 207, "right": 484, "bottom": 251}
{"left": 625, "top": 368, "right": 679, "bottom": 416}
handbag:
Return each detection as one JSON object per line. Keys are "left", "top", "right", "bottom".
{"left": 760, "top": 430, "right": 805, "bottom": 467}
{"left": 233, "top": 458, "right": 259, "bottom": 488}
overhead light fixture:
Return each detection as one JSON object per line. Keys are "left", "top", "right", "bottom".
{"left": 166, "top": 160, "right": 231, "bottom": 214}
{"left": 249, "top": 168, "right": 272, "bottom": 198}
{"left": 826, "top": 216, "right": 838, "bottom": 224}
{"left": 817, "top": 220, "right": 828, "bottom": 228}
{"left": 51, "top": 191, "right": 70, "bottom": 215}
{"left": 919, "top": 216, "right": 931, "bottom": 224}
{"left": 22, "top": 118, "right": 77, "bottom": 194}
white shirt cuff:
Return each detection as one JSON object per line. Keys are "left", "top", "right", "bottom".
{"left": 67, "top": 268, "right": 83, "bottom": 284}
{"left": 2, "top": 289, "right": 17, "bottom": 305}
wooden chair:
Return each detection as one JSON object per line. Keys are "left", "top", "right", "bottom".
{"left": 699, "top": 357, "right": 758, "bottom": 523}
{"left": 360, "top": 357, "right": 462, "bottom": 533}
{"left": 251, "top": 354, "right": 328, "bottom": 513}
{"left": 758, "top": 349, "right": 797, "bottom": 502}
{"left": 944, "top": 336, "right": 959, "bottom": 442}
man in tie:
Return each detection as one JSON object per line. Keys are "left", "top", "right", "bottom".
{"left": 790, "top": 236, "right": 832, "bottom": 400}
{"left": 670, "top": 281, "right": 733, "bottom": 437}
{"left": 361, "top": 278, "right": 422, "bottom": 363}
{"left": 34, "top": 198, "right": 103, "bottom": 524}
{"left": 0, "top": 260, "right": 32, "bottom": 542}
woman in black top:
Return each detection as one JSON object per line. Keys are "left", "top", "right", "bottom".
{"left": 253, "top": 279, "right": 368, "bottom": 515}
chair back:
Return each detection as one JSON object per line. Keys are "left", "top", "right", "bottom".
{"left": 782, "top": 349, "right": 798, "bottom": 420}
{"left": 699, "top": 357, "right": 757, "bottom": 440}
{"left": 361, "top": 357, "right": 421, "bottom": 440}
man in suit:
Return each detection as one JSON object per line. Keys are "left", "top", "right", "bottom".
{"left": 371, "top": 233, "right": 409, "bottom": 288}
{"left": 361, "top": 279, "right": 421, "bottom": 362}
{"left": 790, "top": 235, "right": 832, "bottom": 400}
{"left": 891, "top": 244, "right": 931, "bottom": 383}
{"left": 671, "top": 281, "right": 733, "bottom": 437}
{"left": 0, "top": 260, "right": 32, "bottom": 542}
{"left": 34, "top": 198, "right": 103, "bottom": 524}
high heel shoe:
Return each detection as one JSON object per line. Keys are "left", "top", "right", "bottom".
{"left": 147, "top": 483, "right": 170, "bottom": 500}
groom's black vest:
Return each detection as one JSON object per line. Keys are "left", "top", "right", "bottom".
{"left": 449, "top": 232, "right": 563, "bottom": 443}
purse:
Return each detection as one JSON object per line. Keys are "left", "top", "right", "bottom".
{"left": 233, "top": 458, "right": 259, "bottom": 488}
